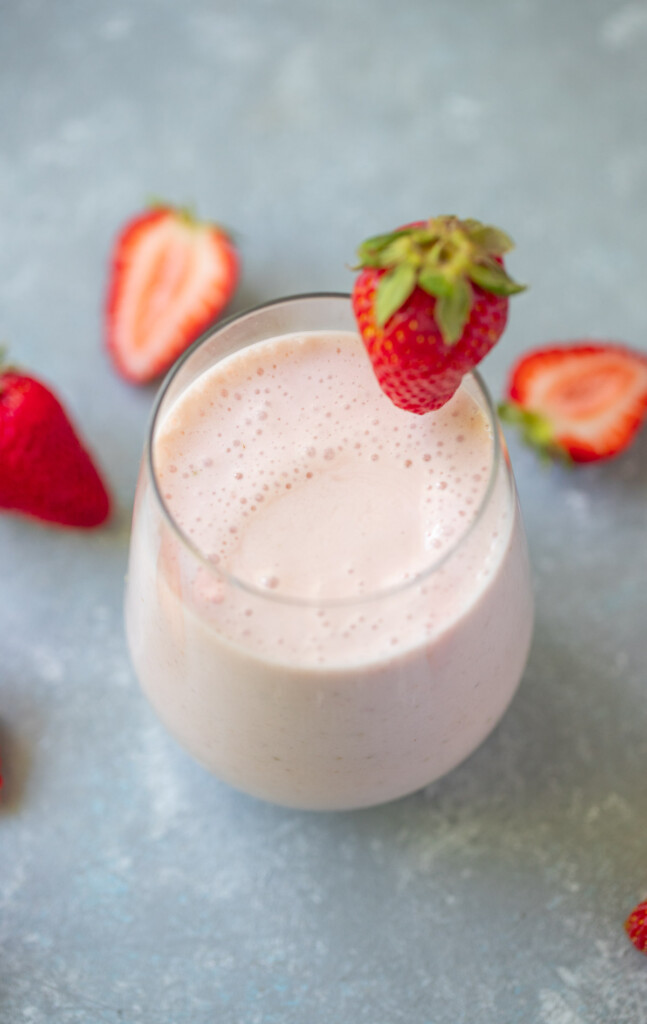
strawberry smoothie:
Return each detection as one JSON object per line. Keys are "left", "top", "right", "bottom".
{"left": 126, "top": 295, "right": 533, "bottom": 810}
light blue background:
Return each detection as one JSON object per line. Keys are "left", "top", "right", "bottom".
{"left": 1, "top": 2, "right": 647, "bottom": 1021}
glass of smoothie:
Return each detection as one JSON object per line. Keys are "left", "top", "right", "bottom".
{"left": 125, "top": 293, "right": 534, "bottom": 810}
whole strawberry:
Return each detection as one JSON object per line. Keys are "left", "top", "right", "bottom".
{"left": 352, "top": 216, "right": 525, "bottom": 413}
{"left": 0, "top": 368, "right": 111, "bottom": 528}
{"left": 625, "top": 900, "right": 647, "bottom": 955}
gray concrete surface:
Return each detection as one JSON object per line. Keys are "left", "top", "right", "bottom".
{"left": 1, "top": 1, "right": 647, "bottom": 1021}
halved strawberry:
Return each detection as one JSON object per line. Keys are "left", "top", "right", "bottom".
{"left": 499, "top": 342, "right": 647, "bottom": 462}
{"left": 106, "top": 204, "right": 239, "bottom": 384}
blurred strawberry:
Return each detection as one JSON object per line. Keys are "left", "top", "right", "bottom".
{"left": 499, "top": 342, "right": 647, "bottom": 462}
{"left": 106, "top": 203, "right": 239, "bottom": 383}
{"left": 0, "top": 366, "right": 111, "bottom": 528}
{"left": 625, "top": 900, "right": 647, "bottom": 955}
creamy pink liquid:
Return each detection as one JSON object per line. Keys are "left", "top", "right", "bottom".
{"left": 126, "top": 330, "right": 533, "bottom": 809}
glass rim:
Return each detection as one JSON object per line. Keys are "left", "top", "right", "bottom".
{"left": 145, "top": 292, "right": 505, "bottom": 609}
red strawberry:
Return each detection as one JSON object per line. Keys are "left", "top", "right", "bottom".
{"left": 499, "top": 342, "right": 647, "bottom": 462}
{"left": 352, "top": 216, "right": 525, "bottom": 413}
{"left": 0, "top": 368, "right": 111, "bottom": 528}
{"left": 625, "top": 900, "right": 647, "bottom": 955}
{"left": 106, "top": 203, "right": 239, "bottom": 384}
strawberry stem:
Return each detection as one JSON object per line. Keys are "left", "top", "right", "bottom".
{"left": 498, "top": 401, "right": 572, "bottom": 464}
{"left": 147, "top": 196, "right": 197, "bottom": 224}
{"left": 145, "top": 196, "right": 235, "bottom": 242}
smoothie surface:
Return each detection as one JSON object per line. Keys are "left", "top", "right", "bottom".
{"left": 153, "top": 330, "right": 497, "bottom": 602}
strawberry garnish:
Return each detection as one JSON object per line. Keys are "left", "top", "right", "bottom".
{"left": 0, "top": 368, "right": 111, "bottom": 528}
{"left": 625, "top": 900, "right": 647, "bottom": 955}
{"left": 499, "top": 342, "right": 647, "bottom": 462}
{"left": 352, "top": 216, "right": 525, "bottom": 413}
{"left": 106, "top": 203, "right": 239, "bottom": 384}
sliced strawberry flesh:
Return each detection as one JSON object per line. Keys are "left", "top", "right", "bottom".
{"left": 531, "top": 356, "right": 644, "bottom": 419}
{"left": 116, "top": 220, "right": 229, "bottom": 374}
{"left": 107, "top": 207, "right": 238, "bottom": 383}
{"left": 133, "top": 221, "right": 199, "bottom": 346}
{"left": 506, "top": 344, "right": 647, "bottom": 460}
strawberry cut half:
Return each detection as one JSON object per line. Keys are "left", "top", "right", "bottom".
{"left": 499, "top": 342, "right": 647, "bottom": 462}
{"left": 106, "top": 205, "right": 239, "bottom": 384}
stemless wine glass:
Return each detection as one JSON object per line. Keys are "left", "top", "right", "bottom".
{"left": 125, "top": 294, "right": 534, "bottom": 810}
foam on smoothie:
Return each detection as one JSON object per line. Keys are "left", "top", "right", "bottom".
{"left": 154, "top": 330, "right": 497, "bottom": 606}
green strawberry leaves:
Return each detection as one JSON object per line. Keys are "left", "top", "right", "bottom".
{"left": 356, "top": 216, "right": 527, "bottom": 344}
{"left": 435, "top": 280, "right": 473, "bottom": 345}
{"left": 467, "top": 260, "right": 526, "bottom": 297}
{"left": 375, "top": 264, "right": 417, "bottom": 325}
{"left": 356, "top": 231, "right": 408, "bottom": 269}
{"left": 498, "top": 401, "right": 572, "bottom": 463}
{"left": 462, "top": 222, "right": 514, "bottom": 256}
{"left": 417, "top": 269, "right": 453, "bottom": 299}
